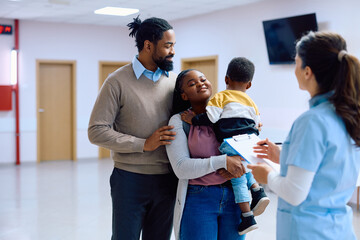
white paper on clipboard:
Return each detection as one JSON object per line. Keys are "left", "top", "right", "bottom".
{"left": 223, "top": 134, "right": 280, "bottom": 172}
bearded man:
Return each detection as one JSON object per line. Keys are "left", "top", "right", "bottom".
{"left": 88, "top": 16, "right": 178, "bottom": 240}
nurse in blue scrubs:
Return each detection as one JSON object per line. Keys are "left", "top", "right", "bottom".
{"left": 248, "top": 31, "right": 360, "bottom": 240}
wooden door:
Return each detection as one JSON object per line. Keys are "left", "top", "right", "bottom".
{"left": 181, "top": 56, "right": 218, "bottom": 96}
{"left": 37, "top": 61, "right": 76, "bottom": 162}
{"left": 98, "top": 61, "right": 129, "bottom": 159}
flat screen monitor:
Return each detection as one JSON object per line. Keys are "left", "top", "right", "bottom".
{"left": 262, "top": 13, "right": 318, "bottom": 64}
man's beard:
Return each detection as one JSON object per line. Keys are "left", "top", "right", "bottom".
{"left": 154, "top": 55, "right": 174, "bottom": 71}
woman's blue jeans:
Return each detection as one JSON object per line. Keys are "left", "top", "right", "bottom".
{"left": 180, "top": 184, "right": 246, "bottom": 240}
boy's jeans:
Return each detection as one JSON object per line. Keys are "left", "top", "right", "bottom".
{"left": 219, "top": 141, "right": 256, "bottom": 203}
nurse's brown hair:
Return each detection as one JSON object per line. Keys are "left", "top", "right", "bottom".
{"left": 296, "top": 31, "right": 360, "bottom": 147}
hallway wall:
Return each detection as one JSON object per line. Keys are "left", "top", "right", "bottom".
{"left": 0, "top": 0, "right": 360, "bottom": 168}
{"left": 172, "top": 0, "right": 360, "bottom": 143}
{"left": 0, "top": 20, "right": 136, "bottom": 162}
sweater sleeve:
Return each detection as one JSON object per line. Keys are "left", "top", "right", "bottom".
{"left": 267, "top": 165, "right": 315, "bottom": 206}
{"left": 88, "top": 80, "right": 146, "bottom": 153}
{"left": 166, "top": 114, "right": 227, "bottom": 179}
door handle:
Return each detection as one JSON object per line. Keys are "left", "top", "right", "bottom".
{"left": 38, "top": 108, "right": 45, "bottom": 113}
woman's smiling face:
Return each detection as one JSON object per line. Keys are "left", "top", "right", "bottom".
{"left": 180, "top": 70, "right": 212, "bottom": 103}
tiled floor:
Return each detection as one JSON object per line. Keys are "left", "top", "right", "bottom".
{"left": 0, "top": 158, "right": 359, "bottom": 240}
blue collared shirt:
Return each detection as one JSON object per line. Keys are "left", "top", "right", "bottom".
{"left": 132, "top": 55, "right": 169, "bottom": 82}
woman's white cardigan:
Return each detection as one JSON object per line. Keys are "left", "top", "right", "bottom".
{"left": 166, "top": 114, "right": 227, "bottom": 239}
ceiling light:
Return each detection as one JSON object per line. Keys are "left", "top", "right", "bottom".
{"left": 48, "top": 0, "right": 70, "bottom": 5}
{"left": 94, "top": 7, "right": 139, "bottom": 16}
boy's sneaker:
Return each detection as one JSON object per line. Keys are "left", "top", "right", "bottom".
{"left": 238, "top": 214, "right": 258, "bottom": 235}
{"left": 250, "top": 187, "right": 270, "bottom": 216}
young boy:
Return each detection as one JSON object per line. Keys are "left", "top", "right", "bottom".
{"left": 181, "top": 57, "right": 270, "bottom": 235}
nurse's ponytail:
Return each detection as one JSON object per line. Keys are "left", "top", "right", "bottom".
{"left": 296, "top": 31, "right": 360, "bottom": 147}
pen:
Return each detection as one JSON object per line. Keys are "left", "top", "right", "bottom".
{"left": 259, "top": 142, "right": 282, "bottom": 146}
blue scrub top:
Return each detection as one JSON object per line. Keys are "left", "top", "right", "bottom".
{"left": 277, "top": 92, "right": 360, "bottom": 240}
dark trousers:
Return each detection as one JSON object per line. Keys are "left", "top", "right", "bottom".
{"left": 110, "top": 168, "right": 177, "bottom": 240}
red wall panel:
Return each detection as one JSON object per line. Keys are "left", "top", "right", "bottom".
{"left": 0, "top": 85, "right": 13, "bottom": 111}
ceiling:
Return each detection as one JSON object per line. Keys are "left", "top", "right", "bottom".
{"left": 0, "top": 0, "right": 265, "bottom": 27}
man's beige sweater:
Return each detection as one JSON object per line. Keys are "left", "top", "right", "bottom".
{"left": 88, "top": 63, "right": 177, "bottom": 174}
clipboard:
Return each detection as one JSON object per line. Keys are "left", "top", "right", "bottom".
{"left": 224, "top": 134, "right": 280, "bottom": 172}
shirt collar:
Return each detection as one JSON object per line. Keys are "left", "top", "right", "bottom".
{"left": 309, "top": 91, "right": 333, "bottom": 108}
{"left": 132, "top": 55, "right": 169, "bottom": 80}
{"left": 132, "top": 55, "right": 146, "bottom": 79}
{"left": 163, "top": 69, "right": 169, "bottom": 77}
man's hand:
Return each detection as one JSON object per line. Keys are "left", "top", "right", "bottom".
{"left": 226, "top": 155, "right": 246, "bottom": 178}
{"left": 144, "top": 125, "right": 176, "bottom": 151}
{"left": 180, "top": 110, "right": 195, "bottom": 125}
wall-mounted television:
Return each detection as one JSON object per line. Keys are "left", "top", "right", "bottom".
{"left": 262, "top": 13, "right": 318, "bottom": 64}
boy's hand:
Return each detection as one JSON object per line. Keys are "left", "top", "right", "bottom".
{"left": 181, "top": 110, "right": 195, "bottom": 125}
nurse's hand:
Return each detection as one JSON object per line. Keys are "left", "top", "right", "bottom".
{"left": 247, "top": 163, "right": 273, "bottom": 184}
{"left": 253, "top": 138, "right": 280, "bottom": 164}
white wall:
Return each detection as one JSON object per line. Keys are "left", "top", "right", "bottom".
{"left": 20, "top": 21, "right": 137, "bottom": 162}
{"left": 0, "top": 0, "right": 359, "bottom": 168}
{"left": 170, "top": 0, "right": 360, "bottom": 204}
{"left": 0, "top": 18, "right": 14, "bottom": 85}
{"left": 172, "top": 0, "right": 360, "bottom": 143}
{"left": 0, "top": 18, "right": 16, "bottom": 163}
{"left": 0, "top": 19, "right": 136, "bottom": 163}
